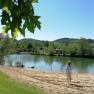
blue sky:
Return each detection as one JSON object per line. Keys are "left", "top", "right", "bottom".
{"left": 1, "top": 0, "right": 94, "bottom": 41}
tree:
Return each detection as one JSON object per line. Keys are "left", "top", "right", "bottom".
{"left": 0, "top": 35, "right": 15, "bottom": 63}
{"left": 0, "top": 0, "right": 41, "bottom": 37}
{"left": 77, "top": 38, "right": 91, "bottom": 56}
{"left": 68, "top": 43, "right": 79, "bottom": 56}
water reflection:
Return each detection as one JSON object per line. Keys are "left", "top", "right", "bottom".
{"left": 4, "top": 54, "right": 94, "bottom": 74}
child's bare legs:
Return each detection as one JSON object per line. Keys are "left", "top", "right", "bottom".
{"left": 67, "top": 73, "right": 71, "bottom": 85}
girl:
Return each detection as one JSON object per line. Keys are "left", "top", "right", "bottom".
{"left": 66, "top": 61, "right": 72, "bottom": 85}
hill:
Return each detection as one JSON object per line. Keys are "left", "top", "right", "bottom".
{"left": 54, "top": 38, "right": 94, "bottom": 44}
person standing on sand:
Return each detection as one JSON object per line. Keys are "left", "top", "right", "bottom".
{"left": 66, "top": 61, "right": 72, "bottom": 85}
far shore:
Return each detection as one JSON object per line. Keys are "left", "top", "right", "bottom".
{"left": 16, "top": 52, "right": 94, "bottom": 59}
{"left": 0, "top": 66, "right": 94, "bottom": 94}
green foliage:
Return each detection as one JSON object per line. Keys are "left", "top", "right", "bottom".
{"left": 61, "top": 38, "right": 91, "bottom": 56}
{"left": 1, "top": 37, "right": 94, "bottom": 57}
{"left": 0, "top": 0, "right": 41, "bottom": 38}
{"left": 76, "top": 38, "right": 91, "bottom": 56}
{"left": 14, "top": 38, "right": 94, "bottom": 57}
{"left": 68, "top": 43, "right": 79, "bottom": 55}
{"left": 0, "top": 35, "right": 17, "bottom": 62}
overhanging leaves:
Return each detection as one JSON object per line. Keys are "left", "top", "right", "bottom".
{"left": 0, "top": 0, "right": 41, "bottom": 37}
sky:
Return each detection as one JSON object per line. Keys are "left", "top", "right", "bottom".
{"left": 1, "top": 0, "right": 94, "bottom": 41}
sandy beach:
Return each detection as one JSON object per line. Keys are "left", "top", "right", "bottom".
{"left": 0, "top": 66, "right": 94, "bottom": 94}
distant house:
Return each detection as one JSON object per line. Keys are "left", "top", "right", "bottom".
{"left": 50, "top": 48, "right": 63, "bottom": 56}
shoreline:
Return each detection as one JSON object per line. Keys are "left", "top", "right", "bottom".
{"left": 14, "top": 52, "right": 94, "bottom": 58}
{"left": 0, "top": 66, "right": 94, "bottom": 94}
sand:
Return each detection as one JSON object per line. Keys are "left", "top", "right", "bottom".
{"left": 0, "top": 66, "right": 94, "bottom": 94}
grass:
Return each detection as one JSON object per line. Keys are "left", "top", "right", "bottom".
{"left": 0, "top": 71, "right": 44, "bottom": 94}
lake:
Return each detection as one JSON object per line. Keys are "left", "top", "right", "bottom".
{"left": 3, "top": 54, "right": 94, "bottom": 74}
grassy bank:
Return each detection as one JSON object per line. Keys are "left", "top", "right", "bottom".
{"left": 0, "top": 71, "right": 44, "bottom": 94}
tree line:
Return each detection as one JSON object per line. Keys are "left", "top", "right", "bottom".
{"left": 0, "top": 37, "right": 94, "bottom": 58}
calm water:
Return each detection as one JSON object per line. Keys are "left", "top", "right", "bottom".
{"left": 3, "top": 54, "right": 94, "bottom": 74}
